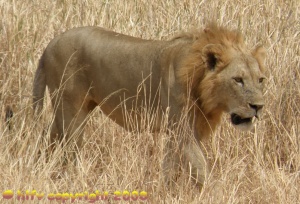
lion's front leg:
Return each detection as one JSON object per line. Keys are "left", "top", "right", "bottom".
{"left": 161, "top": 141, "right": 181, "bottom": 186}
{"left": 183, "top": 141, "right": 208, "bottom": 187}
{"left": 161, "top": 140, "right": 208, "bottom": 187}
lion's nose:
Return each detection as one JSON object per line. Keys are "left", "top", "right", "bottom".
{"left": 249, "top": 103, "right": 264, "bottom": 112}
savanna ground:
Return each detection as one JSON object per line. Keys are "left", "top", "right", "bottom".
{"left": 0, "top": 0, "right": 299, "bottom": 203}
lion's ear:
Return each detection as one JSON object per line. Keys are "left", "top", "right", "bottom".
{"left": 202, "top": 44, "right": 224, "bottom": 70}
{"left": 252, "top": 46, "right": 266, "bottom": 72}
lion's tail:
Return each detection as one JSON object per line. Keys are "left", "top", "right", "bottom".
{"left": 32, "top": 54, "right": 46, "bottom": 114}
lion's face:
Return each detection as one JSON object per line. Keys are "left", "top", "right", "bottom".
{"left": 219, "top": 56, "right": 265, "bottom": 130}
{"left": 201, "top": 45, "right": 266, "bottom": 131}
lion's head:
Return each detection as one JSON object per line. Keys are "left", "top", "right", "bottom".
{"left": 178, "top": 24, "right": 266, "bottom": 133}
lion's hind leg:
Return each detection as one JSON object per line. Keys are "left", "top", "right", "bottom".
{"left": 48, "top": 94, "right": 94, "bottom": 164}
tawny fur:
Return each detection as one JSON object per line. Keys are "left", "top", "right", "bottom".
{"left": 33, "top": 24, "right": 266, "bottom": 185}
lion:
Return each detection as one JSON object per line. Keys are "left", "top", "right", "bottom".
{"left": 33, "top": 24, "right": 266, "bottom": 186}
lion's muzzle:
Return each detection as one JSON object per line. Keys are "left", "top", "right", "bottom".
{"left": 230, "top": 102, "right": 264, "bottom": 126}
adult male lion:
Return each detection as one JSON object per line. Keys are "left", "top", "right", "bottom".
{"left": 33, "top": 24, "right": 266, "bottom": 185}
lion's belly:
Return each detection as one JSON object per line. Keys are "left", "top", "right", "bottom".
{"left": 88, "top": 66, "right": 164, "bottom": 131}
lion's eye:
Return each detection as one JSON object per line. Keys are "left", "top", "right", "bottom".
{"left": 233, "top": 77, "right": 244, "bottom": 85}
{"left": 259, "top": 77, "right": 265, "bottom": 83}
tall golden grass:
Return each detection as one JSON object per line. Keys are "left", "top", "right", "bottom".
{"left": 1, "top": 0, "right": 299, "bottom": 203}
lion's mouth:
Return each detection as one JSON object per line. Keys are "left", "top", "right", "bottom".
{"left": 231, "top": 113, "right": 253, "bottom": 125}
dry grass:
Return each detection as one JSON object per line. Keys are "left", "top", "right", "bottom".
{"left": 1, "top": 0, "right": 300, "bottom": 203}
